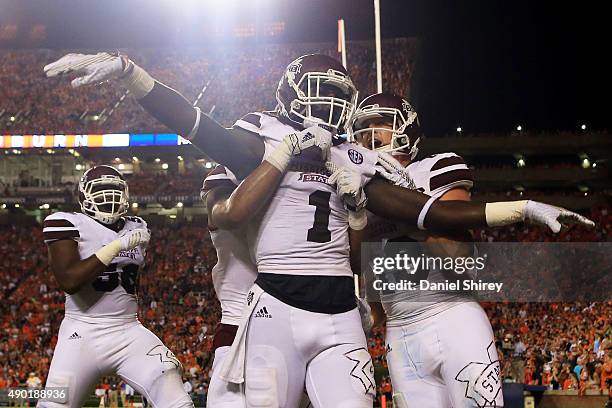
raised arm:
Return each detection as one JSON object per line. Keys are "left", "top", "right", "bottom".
{"left": 137, "top": 82, "right": 264, "bottom": 179}
{"left": 44, "top": 53, "right": 264, "bottom": 179}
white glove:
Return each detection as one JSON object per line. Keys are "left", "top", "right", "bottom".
{"left": 357, "top": 297, "right": 374, "bottom": 334}
{"left": 44, "top": 52, "right": 155, "bottom": 98}
{"left": 118, "top": 228, "right": 151, "bottom": 251}
{"left": 44, "top": 52, "right": 126, "bottom": 87}
{"left": 376, "top": 152, "right": 416, "bottom": 189}
{"left": 326, "top": 162, "right": 368, "bottom": 230}
{"left": 266, "top": 125, "right": 333, "bottom": 172}
{"left": 524, "top": 201, "right": 595, "bottom": 233}
{"left": 94, "top": 228, "right": 151, "bottom": 266}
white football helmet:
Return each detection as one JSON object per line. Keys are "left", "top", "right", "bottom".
{"left": 276, "top": 54, "right": 358, "bottom": 133}
{"left": 78, "top": 165, "right": 129, "bottom": 224}
{"left": 348, "top": 93, "right": 421, "bottom": 160}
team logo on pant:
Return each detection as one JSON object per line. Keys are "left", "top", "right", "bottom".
{"left": 344, "top": 347, "right": 375, "bottom": 395}
{"left": 455, "top": 341, "right": 502, "bottom": 408}
{"left": 146, "top": 344, "right": 181, "bottom": 373}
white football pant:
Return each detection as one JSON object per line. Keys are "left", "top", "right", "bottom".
{"left": 244, "top": 292, "right": 375, "bottom": 408}
{"left": 386, "top": 302, "right": 503, "bottom": 408}
{"left": 37, "top": 316, "right": 193, "bottom": 408}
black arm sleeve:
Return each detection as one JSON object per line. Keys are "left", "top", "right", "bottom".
{"left": 364, "top": 177, "right": 488, "bottom": 233}
{"left": 137, "top": 81, "right": 264, "bottom": 179}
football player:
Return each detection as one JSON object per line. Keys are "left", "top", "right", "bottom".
{"left": 44, "top": 53, "right": 593, "bottom": 408}
{"left": 200, "top": 165, "right": 252, "bottom": 408}
{"left": 39, "top": 165, "right": 193, "bottom": 408}
{"left": 348, "top": 93, "right": 504, "bottom": 407}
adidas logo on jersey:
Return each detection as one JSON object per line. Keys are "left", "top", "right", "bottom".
{"left": 254, "top": 306, "right": 272, "bottom": 319}
{"left": 68, "top": 332, "right": 82, "bottom": 340}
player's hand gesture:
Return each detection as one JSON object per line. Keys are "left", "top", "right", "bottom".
{"left": 376, "top": 152, "right": 415, "bottom": 189}
{"left": 118, "top": 228, "right": 151, "bottom": 251}
{"left": 326, "top": 162, "right": 368, "bottom": 230}
{"left": 523, "top": 201, "right": 595, "bottom": 233}
{"left": 266, "top": 124, "right": 333, "bottom": 172}
{"left": 44, "top": 52, "right": 128, "bottom": 88}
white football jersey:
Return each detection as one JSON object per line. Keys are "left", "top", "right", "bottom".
{"left": 43, "top": 212, "right": 147, "bottom": 321}
{"left": 233, "top": 112, "right": 380, "bottom": 278}
{"left": 201, "top": 165, "right": 258, "bottom": 326}
{"left": 365, "top": 152, "right": 474, "bottom": 326}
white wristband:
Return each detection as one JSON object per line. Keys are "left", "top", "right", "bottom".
{"left": 485, "top": 200, "right": 528, "bottom": 227}
{"left": 121, "top": 64, "right": 155, "bottom": 99}
{"left": 349, "top": 210, "right": 368, "bottom": 231}
{"left": 94, "top": 239, "right": 122, "bottom": 266}
{"left": 265, "top": 142, "right": 292, "bottom": 173}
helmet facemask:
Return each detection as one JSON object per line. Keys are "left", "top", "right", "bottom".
{"left": 279, "top": 68, "right": 358, "bottom": 132}
{"left": 349, "top": 104, "right": 420, "bottom": 160}
{"left": 79, "top": 174, "right": 129, "bottom": 225}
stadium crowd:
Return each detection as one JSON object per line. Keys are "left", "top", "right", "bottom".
{"left": 0, "top": 38, "right": 417, "bottom": 133}
{"left": 0, "top": 203, "right": 610, "bottom": 405}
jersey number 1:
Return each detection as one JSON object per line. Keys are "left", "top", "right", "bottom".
{"left": 307, "top": 190, "right": 332, "bottom": 243}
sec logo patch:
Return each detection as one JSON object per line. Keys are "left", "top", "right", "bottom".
{"left": 348, "top": 149, "right": 363, "bottom": 164}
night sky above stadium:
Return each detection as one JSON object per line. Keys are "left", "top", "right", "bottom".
{"left": 2, "top": 0, "right": 610, "bottom": 136}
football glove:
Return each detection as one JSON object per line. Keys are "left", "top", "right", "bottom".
{"left": 485, "top": 200, "right": 595, "bottom": 233}
{"left": 326, "top": 162, "right": 368, "bottom": 230}
{"left": 376, "top": 152, "right": 416, "bottom": 189}
{"left": 266, "top": 125, "right": 333, "bottom": 172}
{"left": 44, "top": 52, "right": 155, "bottom": 99}
{"left": 94, "top": 228, "right": 151, "bottom": 266}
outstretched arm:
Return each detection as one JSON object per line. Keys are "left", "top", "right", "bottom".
{"left": 137, "top": 82, "right": 264, "bottom": 179}
{"left": 365, "top": 177, "right": 594, "bottom": 233}
{"left": 44, "top": 53, "right": 264, "bottom": 179}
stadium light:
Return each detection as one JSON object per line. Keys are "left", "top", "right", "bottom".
{"left": 114, "top": 157, "right": 121, "bottom": 162}
{"left": 456, "top": 126, "right": 462, "bottom": 133}
{"left": 46, "top": 149, "right": 54, "bottom": 154}
{"left": 592, "top": 162, "right": 597, "bottom": 168}
{"left": 132, "top": 202, "right": 139, "bottom": 208}
{"left": 204, "top": 162, "right": 214, "bottom": 169}
{"left": 9, "top": 116, "right": 15, "bottom": 122}
{"left": 41, "top": 203, "right": 50, "bottom": 210}
{"left": 517, "top": 158, "right": 525, "bottom": 168}
{"left": 162, "top": 163, "right": 169, "bottom": 170}
{"left": 15, "top": 204, "right": 20, "bottom": 208}
{"left": 75, "top": 164, "right": 83, "bottom": 171}
{"left": 176, "top": 202, "right": 184, "bottom": 208}
{"left": 92, "top": 115, "right": 100, "bottom": 121}
{"left": 132, "top": 156, "right": 139, "bottom": 162}
{"left": 581, "top": 124, "right": 587, "bottom": 130}
{"left": 516, "top": 125, "right": 522, "bottom": 132}
{"left": 177, "top": 155, "right": 184, "bottom": 161}
{"left": 118, "top": 164, "right": 125, "bottom": 170}
{"left": 581, "top": 158, "right": 590, "bottom": 169}
{"left": 155, "top": 158, "right": 161, "bottom": 163}
{"left": 1, "top": 204, "right": 6, "bottom": 209}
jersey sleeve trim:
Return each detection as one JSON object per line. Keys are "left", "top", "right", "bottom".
{"left": 201, "top": 165, "right": 239, "bottom": 198}
{"left": 429, "top": 169, "right": 473, "bottom": 192}
{"left": 43, "top": 228, "right": 80, "bottom": 243}
{"left": 430, "top": 155, "right": 466, "bottom": 171}
{"left": 232, "top": 112, "right": 263, "bottom": 134}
